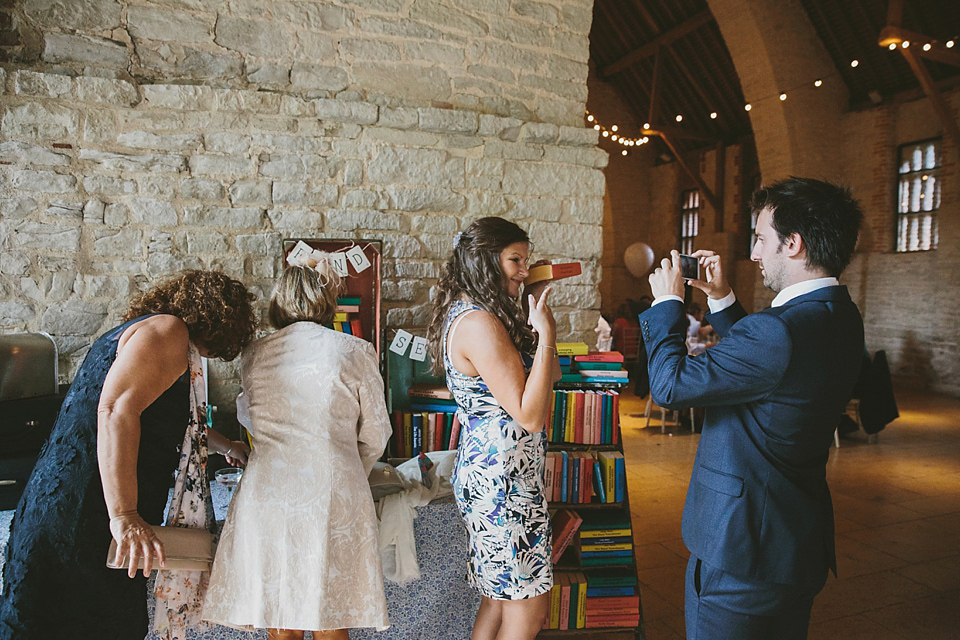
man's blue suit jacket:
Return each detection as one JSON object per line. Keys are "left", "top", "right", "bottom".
{"left": 639, "top": 286, "right": 864, "bottom": 587}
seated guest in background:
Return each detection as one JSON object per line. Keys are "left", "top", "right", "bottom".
{"left": 202, "top": 254, "right": 392, "bottom": 640}
{"left": 640, "top": 177, "right": 865, "bottom": 639}
{"left": 426, "top": 217, "right": 562, "bottom": 640}
{"left": 0, "top": 270, "right": 256, "bottom": 640}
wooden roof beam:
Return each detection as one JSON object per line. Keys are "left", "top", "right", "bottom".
{"left": 899, "top": 46, "right": 960, "bottom": 147}
{"left": 601, "top": 9, "right": 713, "bottom": 79}
{"left": 658, "top": 132, "right": 721, "bottom": 214}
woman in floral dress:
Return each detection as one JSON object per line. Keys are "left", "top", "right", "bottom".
{"left": 427, "top": 217, "right": 562, "bottom": 640}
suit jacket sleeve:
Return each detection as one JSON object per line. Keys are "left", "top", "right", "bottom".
{"left": 640, "top": 299, "right": 793, "bottom": 410}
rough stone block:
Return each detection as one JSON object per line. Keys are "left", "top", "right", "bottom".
{"left": 521, "top": 123, "right": 560, "bottom": 145}
{"left": 0, "top": 302, "right": 36, "bottom": 327}
{"left": 411, "top": 214, "right": 459, "bottom": 235}
{"left": 340, "top": 37, "right": 402, "bottom": 61}
{"left": 186, "top": 231, "right": 231, "bottom": 254}
{"left": 13, "top": 221, "right": 81, "bottom": 251}
{"left": 127, "top": 5, "right": 212, "bottom": 43}
{"left": 118, "top": 131, "right": 202, "bottom": 152}
{"left": 465, "top": 192, "right": 508, "bottom": 216}
{"left": 248, "top": 62, "right": 292, "bottom": 88}
{"left": 44, "top": 201, "right": 83, "bottom": 219}
{"left": 180, "top": 177, "right": 225, "bottom": 201}
{"left": 12, "top": 169, "right": 77, "bottom": 193}
{"left": 325, "top": 209, "right": 405, "bottom": 231}
{"left": 290, "top": 62, "right": 349, "bottom": 92}
{"left": 183, "top": 205, "right": 263, "bottom": 227}
{"left": 351, "top": 61, "right": 451, "bottom": 103}
{"left": 266, "top": 208, "right": 324, "bottom": 230}
{"left": 502, "top": 161, "right": 604, "bottom": 197}
{"left": 24, "top": 0, "right": 122, "bottom": 31}
{"left": 80, "top": 149, "right": 187, "bottom": 173}
{"left": 386, "top": 186, "right": 466, "bottom": 213}
{"left": 83, "top": 176, "right": 136, "bottom": 195}
{"left": 1, "top": 197, "right": 39, "bottom": 220}
{"left": 259, "top": 154, "right": 339, "bottom": 180}
{"left": 74, "top": 76, "right": 140, "bottom": 106}
{"left": 0, "top": 141, "right": 70, "bottom": 166}
{"left": 405, "top": 41, "right": 465, "bottom": 66}
{"left": 141, "top": 84, "right": 217, "bottom": 111}
{"left": 214, "top": 89, "right": 282, "bottom": 114}
{"left": 204, "top": 132, "right": 251, "bottom": 155}
{"left": 94, "top": 228, "right": 143, "bottom": 257}
{"left": 1, "top": 251, "right": 31, "bottom": 276}
{"left": 229, "top": 180, "right": 271, "bottom": 204}
{"left": 313, "top": 98, "right": 379, "bottom": 125}
{"left": 236, "top": 232, "right": 281, "bottom": 257}
{"left": 543, "top": 145, "right": 609, "bottom": 168}
{"left": 189, "top": 154, "right": 255, "bottom": 177}
{"left": 483, "top": 139, "right": 543, "bottom": 161}
{"left": 368, "top": 147, "right": 464, "bottom": 188}
{"left": 129, "top": 198, "right": 178, "bottom": 225}
{"left": 341, "top": 189, "right": 386, "bottom": 209}
{"left": 418, "top": 108, "right": 478, "bottom": 135}
{"left": 43, "top": 33, "right": 129, "bottom": 68}
{"left": 528, "top": 220, "right": 602, "bottom": 258}
{"left": 564, "top": 197, "right": 604, "bottom": 225}
{"left": 13, "top": 70, "right": 72, "bottom": 98}
{"left": 378, "top": 107, "right": 420, "bottom": 130}
{"left": 83, "top": 199, "right": 106, "bottom": 222}
{"left": 136, "top": 42, "right": 243, "bottom": 82}
{"left": 2, "top": 102, "right": 81, "bottom": 140}
{"left": 103, "top": 202, "right": 129, "bottom": 226}
{"left": 40, "top": 300, "right": 108, "bottom": 335}
{"left": 557, "top": 125, "right": 598, "bottom": 147}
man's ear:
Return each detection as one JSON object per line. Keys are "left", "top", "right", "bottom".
{"left": 783, "top": 232, "right": 804, "bottom": 258}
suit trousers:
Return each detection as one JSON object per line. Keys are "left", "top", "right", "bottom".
{"left": 684, "top": 555, "right": 825, "bottom": 640}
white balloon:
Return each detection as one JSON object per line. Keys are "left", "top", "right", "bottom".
{"left": 623, "top": 242, "right": 655, "bottom": 278}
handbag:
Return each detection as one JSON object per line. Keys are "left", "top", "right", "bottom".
{"left": 106, "top": 525, "right": 214, "bottom": 572}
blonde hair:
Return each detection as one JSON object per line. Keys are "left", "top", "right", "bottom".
{"left": 268, "top": 263, "right": 342, "bottom": 329}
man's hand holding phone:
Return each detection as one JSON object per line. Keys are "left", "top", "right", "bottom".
{"left": 685, "top": 250, "right": 732, "bottom": 300}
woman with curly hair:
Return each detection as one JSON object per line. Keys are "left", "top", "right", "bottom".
{"left": 427, "top": 217, "right": 562, "bottom": 640}
{"left": 0, "top": 270, "right": 257, "bottom": 640}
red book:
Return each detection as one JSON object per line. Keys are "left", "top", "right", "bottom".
{"left": 585, "top": 613, "right": 640, "bottom": 628}
{"left": 350, "top": 318, "right": 363, "bottom": 338}
{"left": 595, "top": 392, "right": 605, "bottom": 444}
{"left": 612, "top": 392, "right": 620, "bottom": 445}
{"left": 392, "top": 410, "right": 404, "bottom": 458}
{"left": 585, "top": 595, "right": 641, "bottom": 612}
{"left": 574, "top": 351, "right": 625, "bottom": 363}
{"left": 448, "top": 413, "right": 461, "bottom": 449}
{"left": 559, "top": 573, "right": 571, "bottom": 630}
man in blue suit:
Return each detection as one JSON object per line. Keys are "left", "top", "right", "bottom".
{"left": 639, "top": 178, "right": 865, "bottom": 639}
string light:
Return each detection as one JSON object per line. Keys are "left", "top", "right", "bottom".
{"left": 744, "top": 103, "right": 752, "bottom": 111}
{"left": 851, "top": 59, "right": 859, "bottom": 67}
{"left": 923, "top": 43, "right": 932, "bottom": 51}
{"left": 901, "top": 41, "right": 910, "bottom": 48}
{"left": 814, "top": 79, "right": 822, "bottom": 87}
{"left": 779, "top": 92, "right": 787, "bottom": 101}
{"left": 888, "top": 43, "right": 897, "bottom": 50}
{"left": 948, "top": 40, "right": 955, "bottom": 48}
{"left": 710, "top": 112, "right": 717, "bottom": 119}
{"left": 583, "top": 110, "right": 654, "bottom": 149}
{"left": 675, "top": 114, "right": 683, "bottom": 122}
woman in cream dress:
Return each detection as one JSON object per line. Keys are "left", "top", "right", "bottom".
{"left": 203, "top": 257, "right": 392, "bottom": 640}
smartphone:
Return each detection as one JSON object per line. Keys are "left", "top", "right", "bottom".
{"left": 679, "top": 254, "right": 700, "bottom": 281}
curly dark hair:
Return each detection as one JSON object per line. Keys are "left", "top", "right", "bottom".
{"left": 427, "top": 217, "right": 537, "bottom": 374}
{"left": 123, "top": 270, "right": 257, "bottom": 360}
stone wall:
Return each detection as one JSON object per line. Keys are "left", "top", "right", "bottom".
{"left": 0, "top": 0, "right": 605, "bottom": 404}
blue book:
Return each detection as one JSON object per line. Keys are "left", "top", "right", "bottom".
{"left": 587, "top": 586, "right": 636, "bottom": 597}
{"left": 600, "top": 393, "right": 609, "bottom": 444}
{"left": 410, "top": 402, "right": 458, "bottom": 413}
{"left": 593, "top": 461, "right": 606, "bottom": 503}
{"left": 605, "top": 393, "right": 614, "bottom": 444}
{"left": 560, "top": 451, "right": 569, "bottom": 503}
{"left": 411, "top": 413, "right": 422, "bottom": 456}
{"left": 558, "top": 355, "right": 571, "bottom": 367}
{"left": 571, "top": 454, "right": 580, "bottom": 503}
{"left": 615, "top": 454, "right": 625, "bottom": 503}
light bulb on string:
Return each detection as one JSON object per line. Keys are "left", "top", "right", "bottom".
{"left": 923, "top": 43, "right": 932, "bottom": 51}
{"left": 593, "top": 124, "right": 600, "bottom": 130}
{"left": 947, "top": 40, "right": 955, "bottom": 48}
{"left": 643, "top": 122, "right": 650, "bottom": 130}
{"left": 744, "top": 104, "right": 752, "bottom": 111}
{"left": 814, "top": 79, "right": 822, "bottom": 87}
{"left": 587, "top": 114, "right": 594, "bottom": 122}
{"left": 676, "top": 114, "right": 683, "bottom": 122}
{"left": 611, "top": 125, "right": 618, "bottom": 132}
{"left": 611, "top": 134, "right": 618, "bottom": 141}
{"left": 602, "top": 130, "right": 609, "bottom": 137}
{"left": 710, "top": 112, "right": 717, "bottom": 119}
{"left": 622, "top": 150, "right": 628, "bottom": 156}
{"left": 779, "top": 93, "right": 787, "bottom": 101}
{"left": 888, "top": 43, "right": 897, "bottom": 50}
{"left": 851, "top": 59, "right": 859, "bottom": 67}
{"left": 901, "top": 41, "right": 910, "bottom": 48}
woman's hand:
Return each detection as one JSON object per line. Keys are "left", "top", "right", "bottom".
{"left": 527, "top": 285, "right": 556, "bottom": 343}
{"left": 223, "top": 439, "right": 250, "bottom": 467}
{"left": 109, "top": 512, "right": 166, "bottom": 578}
{"left": 523, "top": 259, "right": 552, "bottom": 304}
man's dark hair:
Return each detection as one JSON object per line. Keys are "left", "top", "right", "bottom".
{"left": 751, "top": 177, "right": 863, "bottom": 277}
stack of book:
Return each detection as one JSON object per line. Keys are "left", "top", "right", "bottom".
{"left": 330, "top": 297, "right": 363, "bottom": 336}
{"left": 545, "top": 389, "right": 620, "bottom": 444}
{"left": 574, "top": 351, "right": 628, "bottom": 384}
{"left": 544, "top": 572, "right": 588, "bottom": 630}
{"left": 578, "top": 511, "right": 634, "bottom": 567}
{"left": 583, "top": 568, "right": 641, "bottom": 628}
{"left": 388, "top": 384, "right": 461, "bottom": 458}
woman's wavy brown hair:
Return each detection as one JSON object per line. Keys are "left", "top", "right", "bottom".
{"left": 123, "top": 270, "right": 257, "bottom": 360}
{"left": 427, "top": 217, "right": 537, "bottom": 374}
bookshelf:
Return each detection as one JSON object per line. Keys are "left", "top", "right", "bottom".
{"left": 543, "top": 348, "right": 645, "bottom": 640}
{"left": 281, "top": 239, "right": 383, "bottom": 358}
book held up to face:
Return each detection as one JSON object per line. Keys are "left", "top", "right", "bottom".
{"left": 523, "top": 262, "right": 582, "bottom": 286}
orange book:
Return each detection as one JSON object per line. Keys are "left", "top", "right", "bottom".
{"left": 551, "top": 509, "right": 583, "bottom": 563}
{"left": 350, "top": 318, "right": 363, "bottom": 338}
{"left": 574, "top": 392, "right": 585, "bottom": 443}
{"left": 585, "top": 613, "right": 640, "bottom": 628}
{"left": 523, "top": 262, "right": 582, "bottom": 286}
{"left": 585, "top": 595, "right": 641, "bottom": 613}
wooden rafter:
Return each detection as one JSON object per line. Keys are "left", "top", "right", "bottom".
{"left": 659, "top": 132, "right": 721, "bottom": 214}
{"left": 899, "top": 46, "right": 960, "bottom": 145}
{"left": 601, "top": 9, "right": 713, "bottom": 79}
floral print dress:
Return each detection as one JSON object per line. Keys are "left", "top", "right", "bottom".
{"left": 444, "top": 300, "right": 553, "bottom": 600}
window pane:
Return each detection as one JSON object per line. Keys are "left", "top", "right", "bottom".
{"left": 924, "top": 143, "right": 937, "bottom": 170}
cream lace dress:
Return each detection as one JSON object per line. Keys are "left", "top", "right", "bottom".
{"left": 202, "top": 322, "right": 391, "bottom": 631}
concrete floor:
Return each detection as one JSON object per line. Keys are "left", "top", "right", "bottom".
{"left": 620, "top": 388, "right": 960, "bottom": 640}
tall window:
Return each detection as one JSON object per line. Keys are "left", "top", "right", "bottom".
{"left": 680, "top": 188, "right": 700, "bottom": 254}
{"left": 896, "top": 138, "right": 941, "bottom": 252}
